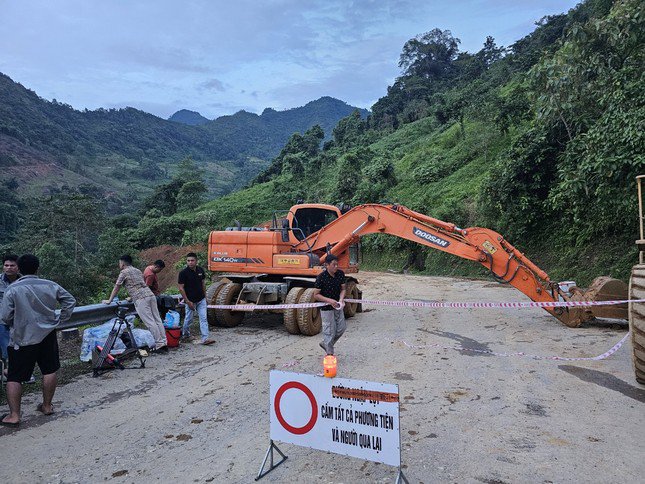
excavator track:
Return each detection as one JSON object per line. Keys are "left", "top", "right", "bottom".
{"left": 629, "top": 265, "right": 645, "bottom": 385}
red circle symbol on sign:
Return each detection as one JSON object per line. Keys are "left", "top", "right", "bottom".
{"left": 274, "top": 381, "right": 318, "bottom": 435}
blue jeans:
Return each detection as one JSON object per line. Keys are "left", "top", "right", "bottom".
{"left": 0, "top": 324, "right": 10, "bottom": 361}
{"left": 182, "top": 298, "right": 210, "bottom": 342}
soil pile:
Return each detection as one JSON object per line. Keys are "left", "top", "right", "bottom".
{"left": 140, "top": 244, "right": 206, "bottom": 292}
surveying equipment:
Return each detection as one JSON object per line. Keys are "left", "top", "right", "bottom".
{"left": 92, "top": 304, "right": 148, "bottom": 377}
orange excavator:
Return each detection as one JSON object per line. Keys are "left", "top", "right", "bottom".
{"left": 207, "top": 203, "right": 627, "bottom": 335}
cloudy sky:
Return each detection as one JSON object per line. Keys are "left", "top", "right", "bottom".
{"left": 0, "top": 0, "right": 580, "bottom": 120}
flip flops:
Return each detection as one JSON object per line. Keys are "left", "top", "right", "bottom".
{"left": 36, "top": 403, "right": 55, "bottom": 416}
{"left": 0, "top": 414, "right": 19, "bottom": 427}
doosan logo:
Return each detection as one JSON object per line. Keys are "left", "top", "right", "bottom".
{"left": 412, "top": 227, "right": 450, "bottom": 248}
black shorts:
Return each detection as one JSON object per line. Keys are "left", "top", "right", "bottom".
{"left": 7, "top": 330, "right": 60, "bottom": 382}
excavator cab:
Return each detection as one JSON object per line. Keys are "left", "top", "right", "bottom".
{"left": 289, "top": 204, "right": 341, "bottom": 240}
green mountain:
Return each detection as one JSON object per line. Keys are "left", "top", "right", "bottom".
{"left": 0, "top": 75, "right": 366, "bottom": 210}
{"left": 172, "top": 98, "right": 369, "bottom": 143}
{"left": 130, "top": 0, "right": 643, "bottom": 285}
{"left": 168, "top": 109, "right": 209, "bottom": 126}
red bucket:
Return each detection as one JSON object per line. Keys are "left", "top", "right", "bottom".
{"left": 165, "top": 328, "right": 181, "bottom": 348}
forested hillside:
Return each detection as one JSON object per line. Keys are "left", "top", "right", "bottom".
{"left": 172, "top": 97, "right": 369, "bottom": 144}
{"left": 123, "top": 0, "right": 642, "bottom": 285}
{"left": 5, "top": 0, "right": 642, "bottom": 304}
{"left": 0, "top": 75, "right": 365, "bottom": 210}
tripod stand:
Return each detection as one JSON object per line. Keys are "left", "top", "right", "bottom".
{"left": 92, "top": 304, "right": 147, "bottom": 377}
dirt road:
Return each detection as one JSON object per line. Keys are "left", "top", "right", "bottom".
{"left": 1, "top": 272, "right": 643, "bottom": 483}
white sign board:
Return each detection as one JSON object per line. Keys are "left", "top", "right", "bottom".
{"left": 269, "top": 370, "right": 401, "bottom": 467}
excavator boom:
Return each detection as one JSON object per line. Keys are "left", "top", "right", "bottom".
{"left": 292, "top": 204, "right": 583, "bottom": 325}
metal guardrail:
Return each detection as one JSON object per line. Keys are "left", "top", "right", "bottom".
{"left": 56, "top": 295, "right": 181, "bottom": 331}
{"left": 56, "top": 301, "right": 136, "bottom": 331}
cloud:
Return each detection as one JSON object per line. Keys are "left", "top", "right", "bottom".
{"left": 200, "top": 78, "right": 226, "bottom": 92}
{"left": 0, "top": 0, "right": 581, "bottom": 118}
{"left": 106, "top": 44, "right": 211, "bottom": 74}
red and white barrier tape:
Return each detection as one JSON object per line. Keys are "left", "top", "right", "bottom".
{"left": 400, "top": 331, "right": 630, "bottom": 361}
{"left": 345, "top": 298, "right": 639, "bottom": 309}
{"left": 203, "top": 297, "right": 633, "bottom": 363}
{"left": 278, "top": 334, "right": 629, "bottom": 366}
{"left": 206, "top": 297, "right": 641, "bottom": 311}
{"left": 206, "top": 301, "right": 325, "bottom": 311}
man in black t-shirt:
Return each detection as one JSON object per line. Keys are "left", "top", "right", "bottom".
{"left": 313, "top": 254, "right": 346, "bottom": 355}
{"left": 178, "top": 253, "right": 215, "bottom": 345}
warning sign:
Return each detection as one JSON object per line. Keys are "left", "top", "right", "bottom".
{"left": 269, "top": 371, "right": 401, "bottom": 467}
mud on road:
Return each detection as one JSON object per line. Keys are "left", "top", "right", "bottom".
{"left": 1, "top": 272, "right": 643, "bottom": 483}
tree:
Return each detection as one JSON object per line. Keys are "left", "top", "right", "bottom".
{"left": 479, "top": 36, "right": 504, "bottom": 67}
{"left": 175, "top": 156, "right": 204, "bottom": 183}
{"left": 301, "top": 125, "right": 325, "bottom": 157}
{"left": 253, "top": 125, "right": 326, "bottom": 184}
{"left": 140, "top": 156, "right": 208, "bottom": 216}
{"left": 16, "top": 193, "right": 105, "bottom": 260}
{"left": 176, "top": 180, "right": 208, "bottom": 212}
{"left": 352, "top": 155, "right": 397, "bottom": 204}
{"left": 332, "top": 148, "right": 373, "bottom": 203}
{"left": 141, "top": 178, "right": 185, "bottom": 216}
{"left": 398, "top": 29, "right": 461, "bottom": 79}
{"left": 13, "top": 192, "right": 106, "bottom": 303}
{"left": 0, "top": 180, "right": 22, "bottom": 245}
{"left": 332, "top": 111, "right": 366, "bottom": 148}
{"left": 541, "top": 0, "right": 645, "bottom": 241}
{"left": 97, "top": 227, "right": 139, "bottom": 276}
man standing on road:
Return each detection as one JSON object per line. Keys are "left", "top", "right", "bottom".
{"left": 143, "top": 259, "right": 165, "bottom": 296}
{"left": 0, "top": 254, "right": 76, "bottom": 427}
{"left": 0, "top": 254, "right": 20, "bottom": 372}
{"left": 313, "top": 254, "right": 346, "bottom": 355}
{"left": 178, "top": 252, "right": 215, "bottom": 345}
{"left": 102, "top": 255, "right": 168, "bottom": 352}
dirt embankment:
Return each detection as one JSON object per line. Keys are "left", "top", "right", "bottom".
{"left": 139, "top": 243, "right": 206, "bottom": 292}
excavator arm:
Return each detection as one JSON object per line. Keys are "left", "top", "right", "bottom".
{"left": 293, "top": 204, "right": 591, "bottom": 327}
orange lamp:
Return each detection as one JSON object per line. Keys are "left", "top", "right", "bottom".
{"left": 323, "top": 355, "right": 337, "bottom": 378}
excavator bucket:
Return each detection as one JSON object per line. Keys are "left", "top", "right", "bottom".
{"left": 583, "top": 276, "right": 629, "bottom": 320}
{"left": 556, "top": 277, "right": 629, "bottom": 327}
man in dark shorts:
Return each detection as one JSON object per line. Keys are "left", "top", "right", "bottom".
{"left": 0, "top": 254, "right": 76, "bottom": 427}
{"left": 313, "top": 254, "right": 347, "bottom": 355}
{"left": 178, "top": 252, "right": 215, "bottom": 345}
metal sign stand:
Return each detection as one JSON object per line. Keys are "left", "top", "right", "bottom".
{"left": 255, "top": 442, "right": 410, "bottom": 482}
{"left": 255, "top": 440, "right": 288, "bottom": 481}
{"left": 396, "top": 468, "right": 409, "bottom": 483}
{"left": 395, "top": 401, "right": 409, "bottom": 484}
